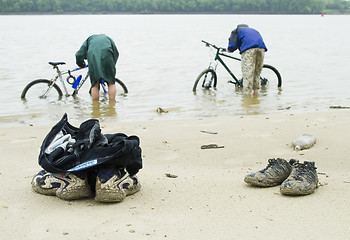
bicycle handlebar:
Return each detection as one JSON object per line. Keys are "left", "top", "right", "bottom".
{"left": 201, "top": 40, "right": 226, "bottom": 52}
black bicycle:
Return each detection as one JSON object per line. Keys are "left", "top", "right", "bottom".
{"left": 21, "top": 62, "right": 128, "bottom": 102}
{"left": 193, "top": 40, "right": 282, "bottom": 92}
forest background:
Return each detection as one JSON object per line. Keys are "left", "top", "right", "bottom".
{"left": 1, "top": 0, "right": 350, "bottom": 14}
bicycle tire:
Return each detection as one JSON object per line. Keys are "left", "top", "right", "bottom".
{"left": 193, "top": 68, "right": 217, "bottom": 92}
{"left": 260, "top": 64, "right": 282, "bottom": 88}
{"left": 115, "top": 78, "right": 128, "bottom": 94}
{"left": 21, "top": 79, "right": 63, "bottom": 101}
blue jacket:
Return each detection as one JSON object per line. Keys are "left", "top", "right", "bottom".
{"left": 227, "top": 25, "right": 267, "bottom": 54}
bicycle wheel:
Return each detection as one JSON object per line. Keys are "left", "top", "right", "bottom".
{"left": 260, "top": 64, "right": 282, "bottom": 89}
{"left": 115, "top": 78, "right": 128, "bottom": 94}
{"left": 193, "top": 68, "right": 217, "bottom": 92}
{"left": 21, "top": 79, "right": 63, "bottom": 102}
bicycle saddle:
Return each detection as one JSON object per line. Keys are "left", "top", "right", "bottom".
{"left": 49, "top": 62, "right": 66, "bottom": 67}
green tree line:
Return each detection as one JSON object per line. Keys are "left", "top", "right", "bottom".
{"left": 0, "top": 0, "right": 349, "bottom": 14}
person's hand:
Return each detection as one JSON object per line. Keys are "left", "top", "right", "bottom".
{"left": 78, "top": 63, "right": 86, "bottom": 68}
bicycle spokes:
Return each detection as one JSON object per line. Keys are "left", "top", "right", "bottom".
{"left": 39, "top": 82, "right": 55, "bottom": 98}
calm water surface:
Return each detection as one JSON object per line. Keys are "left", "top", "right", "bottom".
{"left": 0, "top": 14, "right": 349, "bottom": 126}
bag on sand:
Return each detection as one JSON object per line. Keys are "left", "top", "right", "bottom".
{"left": 38, "top": 113, "right": 142, "bottom": 175}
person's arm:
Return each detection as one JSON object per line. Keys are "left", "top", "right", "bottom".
{"left": 75, "top": 40, "right": 88, "bottom": 68}
{"left": 109, "top": 37, "right": 119, "bottom": 63}
{"left": 227, "top": 41, "right": 238, "bottom": 53}
{"left": 227, "top": 29, "right": 238, "bottom": 53}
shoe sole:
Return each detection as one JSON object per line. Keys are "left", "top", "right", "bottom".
{"left": 32, "top": 182, "right": 92, "bottom": 200}
{"left": 95, "top": 189, "right": 126, "bottom": 203}
{"left": 280, "top": 186, "right": 316, "bottom": 196}
{"left": 31, "top": 182, "right": 57, "bottom": 196}
{"left": 244, "top": 176, "right": 284, "bottom": 187}
{"left": 56, "top": 185, "right": 92, "bottom": 200}
{"left": 95, "top": 183, "right": 141, "bottom": 203}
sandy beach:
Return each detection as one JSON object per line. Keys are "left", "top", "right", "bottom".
{"left": 1, "top": 110, "right": 350, "bottom": 240}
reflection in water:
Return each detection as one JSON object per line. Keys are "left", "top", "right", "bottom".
{"left": 241, "top": 94, "right": 261, "bottom": 115}
{"left": 91, "top": 100, "right": 117, "bottom": 119}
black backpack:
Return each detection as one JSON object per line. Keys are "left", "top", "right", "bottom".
{"left": 38, "top": 113, "right": 142, "bottom": 176}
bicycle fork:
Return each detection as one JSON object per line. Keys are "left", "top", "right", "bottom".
{"left": 201, "top": 59, "right": 218, "bottom": 88}
{"left": 208, "top": 57, "right": 218, "bottom": 72}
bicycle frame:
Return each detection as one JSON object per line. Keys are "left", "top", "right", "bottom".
{"left": 204, "top": 40, "right": 242, "bottom": 84}
{"left": 48, "top": 63, "right": 106, "bottom": 98}
{"left": 214, "top": 50, "right": 241, "bottom": 83}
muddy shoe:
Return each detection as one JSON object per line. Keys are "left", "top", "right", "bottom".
{"left": 95, "top": 168, "right": 141, "bottom": 203}
{"left": 31, "top": 170, "right": 92, "bottom": 200}
{"left": 280, "top": 161, "right": 318, "bottom": 196}
{"left": 123, "top": 175, "right": 141, "bottom": 196}
{"left": 244, "top": 158, "right": 296, "bottom": 187}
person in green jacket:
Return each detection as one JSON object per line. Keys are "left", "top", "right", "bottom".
{"left": 75, "top": 34, "right": 119, "bottom": 101}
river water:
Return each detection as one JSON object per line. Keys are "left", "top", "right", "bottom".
{"left": 0, "top": 14, "right": 349, "bottom": 126}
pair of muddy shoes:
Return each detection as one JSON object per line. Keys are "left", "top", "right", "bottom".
{"left": 244, "top": 158, "right": 318, "bottom": 195}
{"left": 31, "top": 168, "right": 141, "bottom": 203}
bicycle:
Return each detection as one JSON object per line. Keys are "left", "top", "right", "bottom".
{"left": 193, "top": 40, "right": 282, "bottom": 92}
{"left": 21, "top": 62, "right": 128, "bottom": 102}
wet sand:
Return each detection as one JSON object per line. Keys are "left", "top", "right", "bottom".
{"left": 0, "top": 110, "right": 349, "bottom": 239}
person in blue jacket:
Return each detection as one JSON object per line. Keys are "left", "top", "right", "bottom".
{"left": 227, "top": 24, "right": 267, "bottom": 95}
{"left": 75, "top": 34, "right": 119, "bottom": 101}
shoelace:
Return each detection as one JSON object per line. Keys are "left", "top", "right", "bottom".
{"left": 294, "top": 162, "right": 316, "bottom": 173}
{"left": 260, "top": 159, "right": 278, "bottom": 173}
{"left": 292, "top": 162, "right": 317, "bottom": 182}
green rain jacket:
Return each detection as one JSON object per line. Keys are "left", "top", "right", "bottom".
{"left": 75, "top": 34, "right": 119, "bottom": 86}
